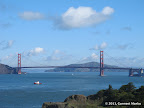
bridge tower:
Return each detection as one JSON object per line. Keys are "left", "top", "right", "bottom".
{"left": 129, "top": 68, "right": 133, "bottom": 76}
{"left": 18, "top": 53, "right": 21, "bottom": 74}
{"left": 100, "top": 51, "right": 104, "bottom": 76}
{"left": 139, "top": 68, "right": 143, "bottom": 76}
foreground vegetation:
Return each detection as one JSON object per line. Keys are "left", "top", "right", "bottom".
{"left": 42, "top": 82, "right": 144, "bottom": 108}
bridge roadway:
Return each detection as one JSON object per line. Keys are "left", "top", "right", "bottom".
{"left": 15, "top": 66, "right": 137, "bottom": 70}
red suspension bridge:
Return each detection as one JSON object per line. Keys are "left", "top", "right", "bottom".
{"left": 16, "top": 51, "right": 144, "bottom": 77}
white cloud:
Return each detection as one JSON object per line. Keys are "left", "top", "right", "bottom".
{"left": 0, "top": 23, "right": 12, "bottom": 28}
{"left": 46, "top": 50, "right": 64, "bottom": 61}
{"left": 8, "top": 40, "right": 14, "bottom": 47}
{"left": 118, "top": 44, "right": 131, "bottom": 50}
{"left": 93, "top": 45, "right": 99, "bottom": 50}
{"left": 81, "top": 54, "right": 144, "bottom": 68}
{"left": 102, "top": 7, "right": 114, "bottom": 15}
{"left": 105, "top": 57, "right": 144, "bottom": 68}
{"left": 53, "top": 49, "right": 61, "bottom": 55}
{"left": 121, "top": 27, "right": 132, "bottom": 31}
{"left": 19, "top": 11, "right": 44, "bottom": 20}
{"left": 1, "top": 54, "right": 13, "bottom": 61}
{"left": 100, "top": 42, "right": 107, "bottom": 49}
{"left": 82, "top": 53, "right": 99, "bottom": 62}
{"left": 0, "top": 54, "right": 16, "bottom": 65}
{"left": 52, "top": 6, "right": 114, "bottom": 29}
{"left": 2, "top": 40, "right": 14, "bottom": 49}
{"left": 90, "top": 42, "right": 108, "bottom": 50}
{"left": 91, "top": 53, "right": 99, "bottom": 59}
{"left": 27, "top": 47, "right": 44, "bottom": 56}
{"left": 45, "top": 50, "right": 71, "bottom": 61}
{"left": 111, "top": 43, "right": 134, "bottom": 50}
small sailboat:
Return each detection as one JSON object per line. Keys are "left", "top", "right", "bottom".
{"left": 34, "top": 81, "right": 42, "bottom": 85}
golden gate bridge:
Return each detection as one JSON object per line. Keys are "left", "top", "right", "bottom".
{"left": 16, "top": 51, "right": 144, "bottom": 77}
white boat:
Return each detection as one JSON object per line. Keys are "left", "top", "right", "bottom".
{"left": 34, "top": 81, "right": 42, "bottom": 84}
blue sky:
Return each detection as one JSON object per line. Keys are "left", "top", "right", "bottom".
{"left": 0, "top": 0, "right": 144, "bottom": 67}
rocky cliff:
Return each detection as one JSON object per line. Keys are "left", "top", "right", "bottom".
{"left": 42, "top": 94, "right": 100, "bottom": 108}
{"left": 0, "top": 63, "right": 17, "bottom": 74}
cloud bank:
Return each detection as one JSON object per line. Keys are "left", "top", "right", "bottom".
{"left": 117, "top": 44, "right": 133, "bottom": 50}
{"left": 18, "top": 6, "right": 114, "bottom": 30}
{"left": 27, "top": 47, "right": 45, "bottom": 56}
{"left": 2, "top": 40, "right": 14, "bottom": 50}
{"left": 90, "top": 42, "right": 108, "bottom": 50}
{"left": 19, "top": 11, "right": 44, "bottom": 20}
{"left": 0, "top": 23, "right": 12, "bottom": 29}
{"left": 82, "top": 53, "right": 98, "bottom": 61}
{"left": 46, "top": 50, "right": 68, "bottom": 61}
{"left": 121, "top": 27, "right": 132, "bottom": 31}
{"left": 52, "top": 6, "right": 114, "bottom": 30}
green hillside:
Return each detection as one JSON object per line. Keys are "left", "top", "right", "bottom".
{"left": 45, "top": 62, "right": 127, "bottom": 72}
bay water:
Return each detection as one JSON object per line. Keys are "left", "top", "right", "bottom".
{"left": 0, "top": 69, "right": 144, "bottom": 108}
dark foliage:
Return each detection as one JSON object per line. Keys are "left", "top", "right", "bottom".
{"left": 88, "top": 82, "right": 144, "bottom": 107}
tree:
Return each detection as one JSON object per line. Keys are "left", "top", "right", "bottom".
{"left": 119, "top": 82, "right": 135, "bottom": 93}
{"left": 127, "top": 82, "right": 136, "bottom": 92}
{"left": 108, "top": 85, "right": 113, "bottom": 91}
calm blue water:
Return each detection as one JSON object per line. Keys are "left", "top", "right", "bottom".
{"left": 0, "top": 70, "right": 144, "bottom": 108}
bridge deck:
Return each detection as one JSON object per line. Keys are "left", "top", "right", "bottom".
{"left": 14, "top": 66, "right": 137, "bottom": 70}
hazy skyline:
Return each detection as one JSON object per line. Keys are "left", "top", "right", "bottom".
{"left": 0, "top": 0, "right": 144, "bottom": 67}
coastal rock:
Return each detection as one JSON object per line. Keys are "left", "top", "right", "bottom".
{"left": 42, "top": 102, "right": 67, "bottom": 108}
{"left": 87, "top": 94, "right": 98, "bottom": 100}
{"left": 42, "top": 95, "right": 98, "bottom": 108}
{"left": 64, "top": 95, "right": 87, "bottom": 103}
{"left": 0, "top": 63, "right": 17, "bottom": 74}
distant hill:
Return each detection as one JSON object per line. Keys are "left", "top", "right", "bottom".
{"left": 45, "top": 62, "right": 128, "bottom": 72}
{"left": 0, "top": 63, "right": 17, "bottom": 74}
